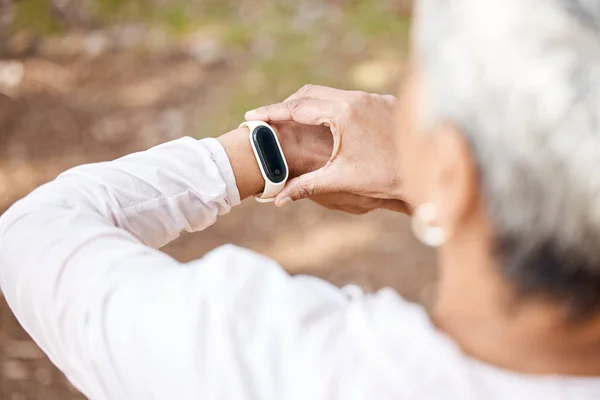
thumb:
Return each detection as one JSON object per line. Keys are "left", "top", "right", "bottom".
{"left": 378, "top": 199, "right": 411, "bottom": 215}
{"left": 275, "top": 167, "right": 337, "bottom": 207}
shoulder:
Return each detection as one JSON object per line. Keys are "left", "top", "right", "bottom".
{"left": 321, "top": 288, "right": 475, "bottom": 398}
{"left": 188, "top": 244, "right": 351, "bottom": 309}
{"left": 346, "top": 287, "right": 465, "bottom": 362}
{"left": 193, "top": 245, "right": 460, "bottom": 358}
{"left": 190, "top": 245, "right": 474, "bottom": 398}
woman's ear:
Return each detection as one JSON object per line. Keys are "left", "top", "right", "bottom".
{"left": 426, "top": 122, "right": 479, "bottom": 235}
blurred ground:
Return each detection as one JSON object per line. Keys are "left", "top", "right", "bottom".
{"left": 0, "top": 1, "right": 435, "bottom": 399}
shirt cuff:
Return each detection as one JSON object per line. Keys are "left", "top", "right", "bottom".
{"left": 199, "top": 138, "right": 242, "bottom": 207}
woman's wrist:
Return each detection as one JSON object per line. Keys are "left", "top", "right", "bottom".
{"left": 217, "top": 125, "right": 304, "bottom": 200}
{"left": 217, "top": 128, "right": 264, "bottom": 200}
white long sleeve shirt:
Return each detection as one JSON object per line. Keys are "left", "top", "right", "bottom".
{"left": 0, "top": 137, "right": 599, "bottom": 399}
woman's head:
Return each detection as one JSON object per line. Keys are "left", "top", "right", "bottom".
{"left": 396, "top": 0, "right": 600, "bottom": 318}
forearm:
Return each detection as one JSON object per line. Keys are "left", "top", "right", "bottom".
{"left": 0, "top": 127, "right": 283, "bottom": 312}
{"left": 218, "top": 125, "right": 307, "bottom": 200}
{"left": 0, "top": 135, "right": 245, "bottom": 396}
{"left": 0, "top": 136, "right": 243, "bottom": 334}
{"left": 218, "top": 127, "right": 264, "bottom": 200}
{"left": 0, "top": 130, "right": 348, "bottom": 399}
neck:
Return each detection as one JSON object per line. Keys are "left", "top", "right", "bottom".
{"left": 432, "top": 228, "right": 600, "bottom": 377}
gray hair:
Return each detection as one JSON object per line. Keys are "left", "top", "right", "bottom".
{"left": 416, "top": 0, "right": 600, "bottom": 315}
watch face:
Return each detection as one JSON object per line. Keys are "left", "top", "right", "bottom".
{"left": 252, "top": 126, "right": 287, "bottom": 183}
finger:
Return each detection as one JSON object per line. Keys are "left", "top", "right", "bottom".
{"left": 274, "top": 167, "right": 340, "bottom": 206}
{"left": 309, "top": 197, "right": 339, "bottom": 211}
{"left": 381, "top": 94, "right": 397, "bottom": 108}
{"left": 341, "top": 206, "right": 371, "bottom": 215}
{"left": 245, "top": 98, "right": 338, "bottom": 127}
{"left": 308, "top": 199, "right": 365, "bottom": 215}
{"left": 284, "top": 84, "right": 353, "bottom": 103}
{"left": 311, "top": 193, "right": 409, "bottom": 215}
{"left": 378, "top": 199, "right": 411, "bottom": 214}
{"left": 309, "top": 193, "right": 410, "bottom": 215}
{"left": 310, "top": 195, "right": 369, "bottom": 215}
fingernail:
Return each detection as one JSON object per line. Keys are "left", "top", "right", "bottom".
{"left": 276, "top": 196, "right": 294, "bottom": 208}
{"left": 245, "top": 109, "right": 258, "bottom": 119}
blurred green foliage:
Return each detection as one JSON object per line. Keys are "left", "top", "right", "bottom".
{"left": 13, "top": 0, "right": 409, "bottom": 47}
{"left": 11, "top": 0, "right": 409, "bottom": 136}
{"left": 13, "top": 0, "right": 62, "bottom": 34}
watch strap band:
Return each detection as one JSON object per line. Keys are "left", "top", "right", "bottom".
{"left": 239, "top": 121, "right": 288, "bottom": 202}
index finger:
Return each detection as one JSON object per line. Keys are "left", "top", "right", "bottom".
{"left": 245, "top": 98, "right": 337, "bottom": 127}
{"left": 283, "top": 84, "right": 352, "bottom": 103}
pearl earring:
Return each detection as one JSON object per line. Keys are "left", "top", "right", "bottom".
{"left": 411, "top": 202, "right": 446, "bottom": 247}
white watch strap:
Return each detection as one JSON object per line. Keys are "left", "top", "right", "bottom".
{"left": 239, "top": 121, "right": 289, "bottom": 202}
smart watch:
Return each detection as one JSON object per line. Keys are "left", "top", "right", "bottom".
{"left": 239, "top": 121, "right": 289, "bottom": 202}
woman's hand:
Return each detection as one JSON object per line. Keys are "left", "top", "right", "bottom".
{"left": 271, "top": 121, "right": 333, "bottom": 179}
{"left": 246, "top": 85, "right": 408, "bottom": 214}
{"left": 218, "top": 121, "right": 332, "bottom": 200}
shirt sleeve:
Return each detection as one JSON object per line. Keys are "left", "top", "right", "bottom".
{"left": 0, "top": 137, "right": 353, "bottom": 400}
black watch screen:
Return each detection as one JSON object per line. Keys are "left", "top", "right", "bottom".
{"left": 252, "top": 126, "right": 287, "bottom": 183}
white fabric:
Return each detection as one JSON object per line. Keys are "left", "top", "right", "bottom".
{"left": 0, "top": 137, "right": 598, "bottom": 400}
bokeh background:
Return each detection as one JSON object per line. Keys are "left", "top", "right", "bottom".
{"left": 0, "top": 1, "right": 435, "bottom": 398}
